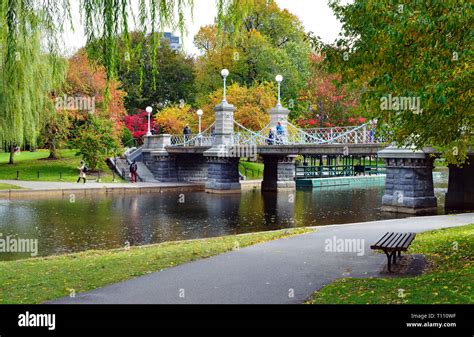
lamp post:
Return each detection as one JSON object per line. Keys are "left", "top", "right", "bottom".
{"left": 197, "top": 109, "right": 203, "bottom": 134}
{"left": 146, "top": 106, "right": 153, "bottom": 136}
{"left": 197, "top": 109, "right": 203, "bottom": 146}
{"left": 275, "top": 74, "right": 283, "bottom": 107}
{"left": 221, "top": 69, "right": 229, "bottom": 103}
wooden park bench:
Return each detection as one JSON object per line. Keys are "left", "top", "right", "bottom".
{"left": 85, "top": 172, "right": 102, "bottom": 182}
{"left": 370, "top": 232, "right": 416, "bottom": 272}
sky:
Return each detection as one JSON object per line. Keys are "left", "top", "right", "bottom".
{"left": 62, "top": 0, "right": 343, "bottom": 56}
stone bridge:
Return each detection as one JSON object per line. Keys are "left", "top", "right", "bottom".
{"left": 136, "top": 99, "right": 384, "bottom": 192}
{"left": 126, "top": 96, "right": 473, "bottom": 215}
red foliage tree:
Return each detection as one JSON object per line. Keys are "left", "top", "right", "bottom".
{"left": 124, "top": 109, "right": 158, "bottom": 144}
{"left": 298, "top": 54, "right": 361, "bottom": 126}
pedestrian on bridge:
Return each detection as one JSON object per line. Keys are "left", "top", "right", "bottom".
{"left": 267, "top": 129, "right": 275, "bottom": 145}
{"left": 276, "top": 122, "right": 285, "bottom": 144}
{"left": 183, "top": 124, "right": 191, "bottom": 144}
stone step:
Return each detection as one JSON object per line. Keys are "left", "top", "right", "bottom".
{"left": 136, "top": 162, "right": 158, "bottom": 183}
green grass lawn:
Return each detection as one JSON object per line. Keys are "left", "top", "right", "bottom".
{"left": 0, "top": 227, "right": 312, "bottom": 304}
{"left": 239, "top": 161, "right": 264, "bottom": 179}
{"left": 0, "top": 149, "right": 122, "bottom": 183}
{"left": 308, "top": 224, "right": 474, "bottom": 304}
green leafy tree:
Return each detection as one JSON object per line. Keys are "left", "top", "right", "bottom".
{"left": 39, "top": 110, "right": 71, "bottom": 159}
{"left": 0, "top": 4, "right": 67, "bottom": 164}
{"left": 91, "top": 32, "right": 196, "bottom": 113}
{"left": 121, "top": 126, "right": 135, "bottom": 148}
{"left": 194, "top": 0, "right": 311, "bottom": 107}
{"left": 72, "top": 116, "right": 121, "bottom": 171}
{"left": 320, "top": 0, "right": 473, "bottom": 164}
{"left": 0, "top": 0, "right": 257, "bottom": 160}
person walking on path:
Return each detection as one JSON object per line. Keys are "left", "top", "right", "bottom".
{"left": 77, "top": 161, "right": 87, "bottom": 183}
{"left": 129, "top": 160, "right": 138, "bottom": 183}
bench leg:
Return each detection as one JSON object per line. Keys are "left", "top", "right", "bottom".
{"left": 384, "top": 250, "right": 392, "bottom": 272}
{"left": 392, "top": 251, "right": 397, "bottom": 265}
{"left": 398, "top": 251, "right": 401, "bottom": 258}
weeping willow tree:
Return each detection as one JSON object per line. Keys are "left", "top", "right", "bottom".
{"left": 0, "top": 0, "right": 258, "bottom": 164}
{"left": 0, "top": 0, "right": 67, "bottom": 164}
{"left": 80, "top": 0, "right": 257, "bottom": 89}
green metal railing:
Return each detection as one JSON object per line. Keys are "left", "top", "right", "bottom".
{"left": 296, "top": 164, "right": 385, "bottom": 179}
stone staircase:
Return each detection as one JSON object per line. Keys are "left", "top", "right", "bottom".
{"left": 112, "top": 158, "right": 131, "bottom": 181}
{"left": 135, "top": 161, "right": 158, "bottom": 182}
{"left": 110, "top": 156, "right": 158, "bottom": 183}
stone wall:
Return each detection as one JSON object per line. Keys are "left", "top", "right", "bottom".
{"left": 205, "top": 156, "right": 241, "bottom": 192}
{"left": 142, "top": 152, "right": 177, "bottom": 182}
{"left": 381, "top": 157, "right": 437, "bottom": 214}
{"left": 261, "top": 155, "right": 296, "bottom": 191}
{"left": 176, "top": 154, "right": 208, "bottom": 182}
{"left": 142, "top": 152, "right": 207, "bottom": 182}
{"left": 446, "top": 155, "right": 474, "bottom": 210}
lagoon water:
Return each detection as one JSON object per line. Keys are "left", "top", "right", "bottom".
{"left": 0, "top": 171, "right": 449, "bottom": 261}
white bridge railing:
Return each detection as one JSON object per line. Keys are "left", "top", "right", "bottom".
{"left": 168, "top": 122, "right": 378, "bottom": 147}
{"left": 170, "top": 123, "right": 215, "bottom": 146}
{"left": 303, "top": 125, "right": 373, "bottom": 144}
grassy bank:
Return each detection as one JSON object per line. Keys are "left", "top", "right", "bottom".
{"left": 308, "top": 224, "right": 474, "bottom": 304}
{"left": 0, "top": 183, "right": 23, "bottom": 190}
{"left": 0, "top": 227, "right": 312, "bottom": 304}
{"left": 0, "top": 149, "right": 121, "bottom": 183}
{"left": 239, "top": 161, "right": 264, "bottom": 179}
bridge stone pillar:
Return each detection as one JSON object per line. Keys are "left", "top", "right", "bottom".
{"left": 204, "top": 101, "right": 241, "bottom": 193}
{"left": 212, "top": 101, "right": 235, "bottom": 145}
{"left": 143, "top": 134, "right": 171, "bottom": 152}
{"left": 445, "top": 154, "right": 474, "bottom": 211}
{"left": 142, "top": 135, "right": 178, "bottom": 182}
{"left": 261, "top": 155, "right": 296, "bottom": 192}
{"left": 269, "top": 105, "right": 290, "bottom": 130}
{"left": 378, "top": 146, "right": 437, "bottom": 215}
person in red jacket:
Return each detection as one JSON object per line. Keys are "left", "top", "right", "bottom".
{"left": 129, "top": 160, "right": 138, "bottom": 183}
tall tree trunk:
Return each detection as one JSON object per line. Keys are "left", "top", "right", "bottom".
{"left": 48, "top": 142, "right": 59, "bottom": 159}
{"left": 9, "top": 144, "right": 15, "bottom": 165}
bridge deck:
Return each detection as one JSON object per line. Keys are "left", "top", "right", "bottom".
{"left": 164, "top": 143, "right": 386, "bottom": 156}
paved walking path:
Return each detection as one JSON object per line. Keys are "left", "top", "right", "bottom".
{"left": 0, "top": 179, "right": 202, "bottom": 191}
{"left": 49, "top": 213, "right": 474, "bottom": 304}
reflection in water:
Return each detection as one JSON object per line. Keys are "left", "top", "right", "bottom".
{"left": 0, "top": 172, "right": 449, "bottom": 260}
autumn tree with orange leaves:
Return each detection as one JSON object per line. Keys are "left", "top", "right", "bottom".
{"left": 199, "top": 83, "right": 274, "bottom": 131}
{"left": 62, "top": 50, "right": 125, "bottom": 167}
{"left": 63, "top": 49, "right": 127, "bottom": 129}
